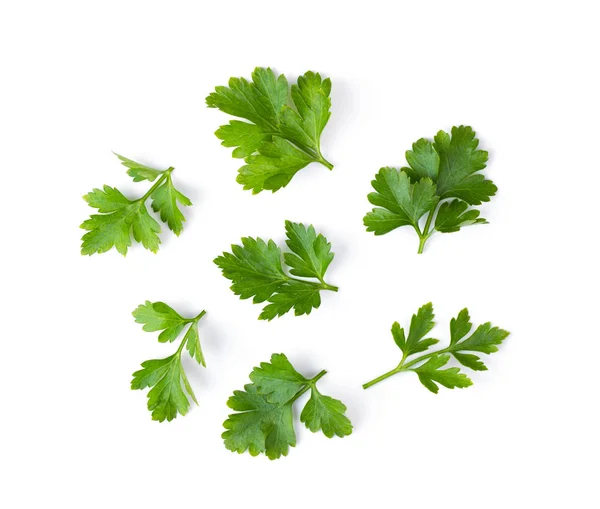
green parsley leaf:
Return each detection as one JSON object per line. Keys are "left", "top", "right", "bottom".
{"left": 131, "top": 302, "right": 207, "bottom": 422}
{"left": 223, "top": 354, "right": 352, "bottom": 460}
{"left": 131, "top": 354, "right": 195, "bottom": 422}
{"left": 214, "top": 221, "right": 338, "bottom": 320}
{"left": 363, "top": 303, "right": 509, "bottom": 393}
{"left": 413, "top": 354, "right": 473, "bottom": 394}
{"left": 363, "top": 126, "right": 496, "bottom": 253}
{"left": 150, "top": 174, "right": 192, "bottom": 236}
{"left": 114, "top": 152, "right": 163, "bottom": 182}
{"left": 223, "top": 384, "right": 296, "bottom": 460}
{"left": 300, "top": 387, "right": 353, "bottom": 438}
{"left": 133, "top": 301, "right": 187, "bottom": 343}
{"left": 81, "top": 153, "right": 192, "bottom": 256}
{"left": 207, "top": 67, "right": 334, "bottom": 194}
{"left": 284, "top": 219, "right": 334, "bottom": 280}
{"left": 435, "top": 199, "right": 487, "bottom": 233}
{"left": 249, "top": 353, "right": 308, "bottom": 405}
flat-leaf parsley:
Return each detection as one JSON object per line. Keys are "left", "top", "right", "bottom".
{"left": 364, "top": 126, "right": 495, "bottom": 253}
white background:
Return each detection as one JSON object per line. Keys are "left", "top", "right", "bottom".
{"left": 1, "top": 0, "right": 599, "bottom": 507}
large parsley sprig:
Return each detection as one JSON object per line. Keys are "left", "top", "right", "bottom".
{"left": 363, "top": 303, "right": 509, "bottom": 393}
{"left": 80, "top": 154, "right": 191, "bottom": 255}
{"left": 206, "top": 67, "right": 333, "bottom": 194}
{"left": 131, "top": 301, "right": 207, "bottom": 422}
{"left": 214, "top": 221, "right": 338, "bottom": 320}
{"left": 223, "top": 353, "right": 352, "bottom": 460}
{"left": 364, "top": 126, "right": 495, "bottom": 253}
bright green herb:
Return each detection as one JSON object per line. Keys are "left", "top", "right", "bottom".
{"left": 131, "top": 301, "right": 207, "bottom": 422}
{"left": 363, "top": 126, "right": 495, "bottom": 253}
{"left": 80, "top": 153, "right": 191, "bottom": 255}
{"left": 223, "top": 353, "right": 352, "bottom": 460}
{"left": 214, "top": 220, "right": 338, "bottom": 320}
{"left": 363, "top": 303, "right": 509, "bottom": 393}
{"left": 206, "top": 67, "right": 333, "bottom": 194}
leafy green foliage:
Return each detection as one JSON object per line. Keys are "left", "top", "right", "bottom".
{"left": 413, "top": 354, "right": 473, "bottom": 394}
{"left": 206, "top": 67, "right": 334, "bottom": 194}
{"left": 363, "top": 303, "right": 509, "bottom": 394}
{"left": 364, "top": 126, "right": 495, "bottom": 253}
{"left": 81, "top": 153, "right": 191, "bottom": 255}
{"left": 214, "top": 221, "right": 338, "bottom": 320}
{"left": 131, "top": 302, "right": 207, "bottom": 421}
{"left": 223, "top": 354, "right": 352, "bottom": 460}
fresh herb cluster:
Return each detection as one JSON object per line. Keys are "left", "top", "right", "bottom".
{"left": 206, "top": 68, "right": 333, "bottom": 193}
{"left": 131, "top": 301, "right": 207, "bottom": 422}
{"left": 364, "top": 126, "right": 495, "bottom": 253}
{"left": 214, "top": 221, "right": 338, "bottom": 320}
{"left": 363, "top": 303, "right": 509, "bottom": 392}
{"left": 81, "top": 67, "right": 507, "bottom": 460}
{"left": 81, "top": 154, "right": 191, "bottom": 255}
{"left": 223, "top": 354, "right": 352, "bottom": 459}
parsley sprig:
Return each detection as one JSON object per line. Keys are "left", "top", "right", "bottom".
{"left": 363, "top": 303, "right": 509, "bottom": 393}
{"left": 223, "top": 354, "right": 352, "bottom": 460}
{"left": 131, "top": 301, "right": 207, "bottom": 422}
{"left": 364, "top": 126, "right": 495, "bottom": 253}
{"left": 206, "top": 67, "right": 333, "bottom": 193}
{"left": 80, "top": 154, "right": 191, "bottom": 255}
{"left": 214, "top": 221, "right": 338, "bottom": 320}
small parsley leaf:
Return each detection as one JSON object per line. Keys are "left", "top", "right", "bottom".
{"left": 364, "top": 126, "right": 495, "bottom": 253}
{"left": 249, "top": 353, "right": 308, "bottom": 405}
{"left": 81, "top": 154, "right": 192, "bottom": 256}
{"left": 413, "top": 354, "right": 473, "bottom": 394}
{"left": 207, "top": 67, "right": 334, "bottom": 193}
{"left": 300, "top": 387, "right": 353, "bottom": 438}
{"left": 363, "top": 303, "right": 509, "bottom": 393}
{"left": 223, "top": 354, "right": 352, "bottom": 460}
{"left": 223, "top": 384, "right": 296, "bottom": 460}
{"left": 131, "top": 302, "right": 207, "bottom": 422}
{"left": 214, "top": 221, "right": 338, "bottom": 320}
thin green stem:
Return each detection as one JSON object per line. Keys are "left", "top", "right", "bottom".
{"left": 136, "top": 168, "right": 174, "bottom": 203}
{"left": 417, "top": 203, "right": 440, "bottom": 254}
{"left": 363, "top": 351, "right": 406, "bottom": 389}
{"left": 289, "top": 370, "right": 327, "bottom": 403}
{"left": 363, "top": 346, "right": 453, "bottom": 390}
{"left": 192, "top": 310, "right": 207, "bottom": 322}
{"left": 400, "top": 346, "right": 451, "bottom": 371}
{"left": 362, "top": 366, "right": 402, "bottom": 389}
{"left": 175, "top": 334, "right": 188, "bottom": 356}
{"left": 287, "top": 276, "right": 338, "bottom": 292}
{"left": 317, "top": 156, "right": 334, "bottom": 170}
{"left": 321, "top": 282, "right": 338, "bottom": 292}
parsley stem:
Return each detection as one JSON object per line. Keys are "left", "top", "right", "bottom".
{"left": 362, "top": 367, "right": 401, "bottom": 389}
{"left": 289, "top": 370, "right": 327, "bottom": 403}
{"left": 417, "top": 205, "right": 438, "bottom": 254}
{"left": 399, "top": 347, "right": 451, "bottom": 371}
{"left": 317, "top": 156, "right": 334, "bottom": 170}
{"left": 191, "top": 310, "right": 207, "bottom": 322}
{"left": 176, "top": 334, "right": 188, "bottom": 356}
{"left": 287, "top": 276, "right": 338, "bottom": 292}
{"left": 136, "top": 167, "right": 174, "bottom": 203}
{"left": 362, "top": 347, "right": 452, "bottom": 389}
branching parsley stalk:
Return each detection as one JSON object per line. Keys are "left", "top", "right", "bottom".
{"left": 131, "top": 302, "right": 209, "bottom": 422}
{"left": 364, "top": 126, "right": 496, "bottom": 254}
{"left": 80, "top": 154, "right": 192, "bottom": 256}
{"left": 363, "top": 345, "right": 451, "bottom": 389}
{"left": 214, "top": 221, "right": 338, "bottom": 320}
{"left": 362, "top": 303, "right": 509, "bottom": 394}
{"left": 289, "top": 370, "right": 327, "bottom": 403}
{"left": 416, "top": 204, "right": 440, "bottom": 254}
{"left": 223, "top": 354, "right": 351, "bottom": 460}
{"left": 206, "top": 67, "right": 334, "bottom": 193}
